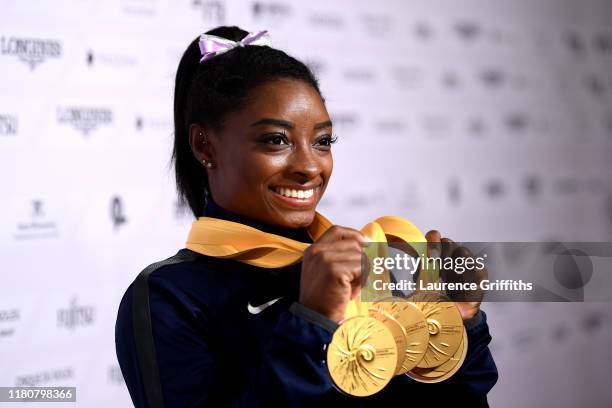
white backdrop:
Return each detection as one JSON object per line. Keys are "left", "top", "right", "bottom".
{"left": 1, "top": 0, "right": 612, "bottom": 406}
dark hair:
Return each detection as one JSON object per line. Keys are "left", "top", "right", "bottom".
{"left": 171, "top": 25, "right": 323, "bottom": 218}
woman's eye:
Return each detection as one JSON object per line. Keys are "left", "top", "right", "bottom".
{"left": 263, "top": 134, "right": 289, "bottom": 145}
{"left": 314, "top": 134, "right": 338, "bottom": 148}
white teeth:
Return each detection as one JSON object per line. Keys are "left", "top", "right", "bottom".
{"left": 274, "top": 187, "right": 315, "bottom": 199}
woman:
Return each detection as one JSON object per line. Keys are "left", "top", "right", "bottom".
{"left": 115, "top": 26, "right": 498, "bottom": 407}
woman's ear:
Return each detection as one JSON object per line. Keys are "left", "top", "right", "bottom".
{"left": 188, "top": 123, "right": 215, "bottom": 164}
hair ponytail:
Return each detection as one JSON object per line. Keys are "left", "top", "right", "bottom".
{"left": 172, "top": 35, "right": 206, "bottom": 218}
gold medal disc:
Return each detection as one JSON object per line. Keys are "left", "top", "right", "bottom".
{"left": 407, "top": 292, "right": 464, "bottom": 368}
{"left": 407, "top": 327, "right": 468, "bottom": 383}
{"left": 368, "top": 308, "right": 407, "bottom": 374}
{"left": 371, "top": 298, "right": 429, "bottom": 374}
{"left": 327, "top": 315, "right": 398, "bottom": 397}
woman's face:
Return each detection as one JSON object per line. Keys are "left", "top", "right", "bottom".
{"left": 192, "top": 78, "right": 334, "bottom": 229}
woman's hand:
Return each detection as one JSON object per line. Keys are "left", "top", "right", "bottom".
{"left": 299, "top": 226, "right": 368, "bottom": 323}
{"left": 425, "top": 230, "right": 487, "bottom": 321}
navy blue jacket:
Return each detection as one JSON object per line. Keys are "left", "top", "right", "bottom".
{"left": 115, "top": 199, "right": 498, "bottom": 407}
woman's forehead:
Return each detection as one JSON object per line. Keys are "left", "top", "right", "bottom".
{"left": 237, "top": 79, "right": 328, "bottom": 121}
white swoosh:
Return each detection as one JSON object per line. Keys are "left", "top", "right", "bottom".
{"left": 247, "top": 297, "right": 283, "bottom": 314}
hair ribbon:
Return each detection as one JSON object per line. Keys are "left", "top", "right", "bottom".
{"left": 198, "top": 30, "right": 272, "bottom": 62}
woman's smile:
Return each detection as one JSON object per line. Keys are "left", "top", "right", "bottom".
{"left": 268, "top": 184, "right": 321, "bottom": 208}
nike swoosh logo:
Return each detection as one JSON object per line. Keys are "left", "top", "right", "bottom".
{"left": 247, "top": 297, "right": 283, "bottom": 314}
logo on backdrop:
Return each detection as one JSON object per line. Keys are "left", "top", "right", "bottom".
{"left": 345, "top": 191, "right": 386, "bottom": 209}
{"left": 13, "top": 199, "right": 59, "bottom": 240}
{"left": 391, "top": 66, "right": 423, "bottom": 89}
{"left": 453, "top": 20, "right": 482, "bottom": 42}
{"left": 484, "top": 179, "right": 506, "bottom": 200}
{"left": 554, "top": 177, "right": 583, "bottom": 197}
{"left": 441, "top": 70, "right": 462, "bottom": 90}
{"left": 583, "top": 74, "right": 607, "bottom": 98}
{"left": 447, "top": 178, "right": 461, "bottom": 205}
{"left": 0, "top": 308, "right": 20, "bottom": 340}
{"left": 108, "top": 365, "right": 125, "bottom": 385}
{"left": 192, "top": 0, "right": 225, "bottom": 23}
{"left": 110, "top": 196, "right": 128, "bottom": 231}
{"left": 252, "top": 2, "right": 292, "bottom": 25}
{"left": 57, "top": 296, "right": 96, "bottom": 331}
{"left": 15, "top": 367, "right": 75, "bottom": 387}
{"left": 0, "top": 114, "right": 18, "bottom": 135}
{"left": 593, "top": 33, "right": 612, "bottom": 55}
{"left": 467, "top": 117, "right": 487, "bottom": 137}
{"left": 135, "top": 115, "right": 172, "bottom": 132}
{"left": 308, "top": 12, "right": 344, "bottom": 29}
{"left": 373, "top": 117, "right": 406, "bottom": 135}
{"left": 86, "top": 49, "right": 137, "bottom": 68}
{"left": 57, "top": 107, "right": 113, "bottom": 136}
{"left": 413, "top": 21, "right": 434, "bottom": 41}
{"left": 361, "top": 14, "right": 393, "bottom": 36}
{"left": 31, "top": 199, "right": 44, "bottom": 217}
{"left": 0, "top": 36, "right": 62, "bottom": 69}
{"left": 604, "top": 112, "right": 612, "bottom": 138}
{"left": 121, "top": 0, "right": 157, "bottom": 17}
{"left": 523, "top": 174, "right": 543, "bottom": 199}
{"left": 560, "top": 31, "right": 611, "bottom": 56}
{"left": 0, "top": 309, "right": 20, "bottom": 323}
{"left": 329, "top": 112, "right": 359, "bottom": 132}
{"left": 398, "top": 180, "right": 420, "bottom": 209}
{"left": 420, "top": 114, "right": 451, "bottom": 138}
{"left": 343, "top": 67, "right": 376, "bottom": 83}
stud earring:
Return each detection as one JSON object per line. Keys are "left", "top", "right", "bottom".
{"left": 199, "top": 131, "right": 207, "bottom": 144}
{"left": 202, "top": 159, "right": 214, "bottom": 168}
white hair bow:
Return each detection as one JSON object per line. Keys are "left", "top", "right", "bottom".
{"left": 198, "top": 30, "right": 272, "bottom": 62}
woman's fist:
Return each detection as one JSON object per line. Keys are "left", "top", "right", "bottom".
{"left": 425, "top": 230, "right": 487, "bottom": 321}
{"left": 299, "top": 226, "right": 368, "bottom": 322}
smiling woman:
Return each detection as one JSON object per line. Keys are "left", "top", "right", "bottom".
{"left": 189, "top": 78, "right": 334, "bottom": 228}
{"left": 114, "top": 25, "right": 498, "bottom": 407}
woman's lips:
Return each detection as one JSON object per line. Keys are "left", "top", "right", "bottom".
{"left": 269, "top": 185, "right": 318, "bottom": 207}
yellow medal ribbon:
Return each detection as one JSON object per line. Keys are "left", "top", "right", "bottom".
{"left": 185, "top": 211, "right": 437, "bottom": 319}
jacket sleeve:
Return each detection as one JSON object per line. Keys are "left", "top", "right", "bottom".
{"left": 233, "top": 302, "right": 339, "bottom": 406}
{"left": 116, "top": 270, "right": 498, "bottom": 407}
{"left": 454, "top": 310, "right": 499, "bottom": 398}
{"left": 115, "top": 274, "right": 339, "bottom": 408}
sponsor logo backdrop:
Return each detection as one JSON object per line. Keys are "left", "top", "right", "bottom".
{"left": 1, "top": 0, "right": 611, "bottom": 406}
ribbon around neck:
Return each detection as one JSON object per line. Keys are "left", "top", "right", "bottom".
{"left": 186, "top": 211, "right": 438, "bottom": 318}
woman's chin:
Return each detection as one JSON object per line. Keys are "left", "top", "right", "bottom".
{"left": 268, "top": 208, "right": 316, "bottom": 229}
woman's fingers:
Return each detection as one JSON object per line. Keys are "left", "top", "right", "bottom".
{"left": 316, "top": 225, "right": 368, "bottom": 245}
{"left": 441, "top": 237, "right": 458, "bottom": 260}
{"left": 425, "top": 230, "right": 442, "bottom": 258}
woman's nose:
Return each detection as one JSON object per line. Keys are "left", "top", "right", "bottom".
{"left": 289, "top": 141, "right": 321, "bottom": 179}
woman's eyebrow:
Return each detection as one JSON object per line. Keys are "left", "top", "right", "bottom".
{"left": 314, "top": 120, "right": 332, "bottom": 130}
{"left": 249, "top": 118, "right": 333, "bottom": 130}
{"left": 250, "top": 118, "right": 294, "bottom": 129}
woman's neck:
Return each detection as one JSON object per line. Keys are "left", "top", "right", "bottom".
{"left": 203, "top": 197, "right": 313, "bottom": 243}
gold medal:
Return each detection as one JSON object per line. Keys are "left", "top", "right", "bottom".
{"left": 371, "top": 298, "right": 429, "bottom": 374}
{"left": 407, "top": 327, "right": 468, "bottom": 383}
{"left": 368, "top": 308, "right": 407, "bottom": 374}
{"left": 407, "top": 292, "right": 464, "bottom": 368}
{"left": 327, "top": 315, "right": 398, "bottom": 397}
